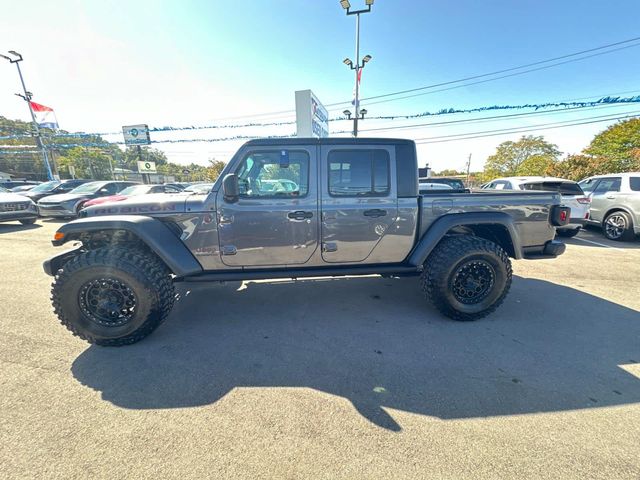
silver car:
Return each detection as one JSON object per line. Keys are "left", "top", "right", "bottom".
{"left": 579, "top": 172, "right": 640, "bottom": 241}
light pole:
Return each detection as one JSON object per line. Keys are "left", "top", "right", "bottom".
{"left": 340, "top": 0, "right": 374, "bottom": 137}
{"left": 0, "top": 50, "right": 55, "bottom": 180}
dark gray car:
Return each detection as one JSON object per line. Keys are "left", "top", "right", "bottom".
{"left": 579, "top": 172, "right": 640, "bottom": 241}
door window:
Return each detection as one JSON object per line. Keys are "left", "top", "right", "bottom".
{"left": 630, "top": 177, "right": 640, "bottom": 191}
{"left": 593, "top": 177, "right": 621, "bottom": 194}
{"left": 236, "top": 151, "right": 309, "bottom": 198}
{"left": 328, "top": 149, "right": 390, "bottom": 197}
{"left": 578, "top": 178, "right": 599, "bottom": 193}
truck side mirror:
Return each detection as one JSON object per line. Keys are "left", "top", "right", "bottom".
{"left": 223, "top": 173, "right": 239, "bottom": 203}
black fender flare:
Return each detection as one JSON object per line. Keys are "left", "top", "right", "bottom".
{"left": 406, "top": 212, "right": 523, "bottom": 266}
{"left": 44, "top": 215, "right": 203, "bottom": 277}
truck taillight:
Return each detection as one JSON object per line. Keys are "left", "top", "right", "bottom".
{"left": 551, "top": 205, "right": 571, "bottom": 226}
{"left": 560, "top": 210, "right": 567, "bottom": 222}
{"left": 577, "top": 197, "right": 591, "bottom": 204}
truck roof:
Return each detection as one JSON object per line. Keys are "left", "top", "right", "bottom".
{"left": 243, "top": 137, "right": 416, "bottom": 147}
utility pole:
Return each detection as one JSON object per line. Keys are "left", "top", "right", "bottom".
{"left": 340, "top": 0, "right": 374, "bottom": 137}
{"left": 466, "top": 153, "right": 472, "bottom": 185}
{"left": 0, "top": 51, "right": 55, "bottom": 180}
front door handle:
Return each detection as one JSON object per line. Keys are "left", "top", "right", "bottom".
{"left": 288, "top": 210, "right": 313, "bottom": 220}
{"left": 363, "top": 209, "right": 387, "bottom": 218}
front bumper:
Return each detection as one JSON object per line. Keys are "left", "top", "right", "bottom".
{"left": 38, "top": 204, "right": 77, "bottom": 218}
{"left": 0, "top": 210, "right": 38, "bottom": 223}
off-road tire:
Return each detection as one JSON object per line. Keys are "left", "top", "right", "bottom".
{"left": 556, "top": 227, "right": 580, "bottom": 238}
{"left": 421, "top": 235, "right": 512, "bottom": 321}
{"left": 19, "top": 218, "right": 36, "bottom": 225}
{"left": 51, "top": 247, "right": 175, "bottom": 346}
{"left": 603, "top": 211, "right": 635, "bottom": 241}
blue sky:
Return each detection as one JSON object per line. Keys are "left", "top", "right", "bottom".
{"left": 1, "top": 0, "right": 639, "bottom": 171}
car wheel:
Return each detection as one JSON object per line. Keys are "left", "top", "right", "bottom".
{"left": 556, "top": 227, "right": 580, "bottom": 238}
{"left": 603, "top": 211, "right": 635, "bottom": 241}
{"left": 51, "top": 247, "right": 175, "bottom": 346}
{"left": 420, "top": 235, "right": 512, "bottom": 321}
{"left": 19, "top": 218, "right": 37, "bottom": 225}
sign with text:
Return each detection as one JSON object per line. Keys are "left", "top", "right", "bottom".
{"left": 122, "top": 124, "right": 151, "bottom": 145}
{"left": 295, "top": 90, "right": 329, "bottom": 138}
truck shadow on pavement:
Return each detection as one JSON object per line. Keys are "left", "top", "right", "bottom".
{"left": 0, "top": 223, "right": 42, "bottom": 233}
{"left": 71, "top": 276, "right": 640, "bottom": 431}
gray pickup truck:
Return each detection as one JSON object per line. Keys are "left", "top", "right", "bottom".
{"left": 44, "top": 138, "right": 570, "bottom": 346}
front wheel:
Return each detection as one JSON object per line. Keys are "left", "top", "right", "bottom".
{"left": 19, "top": 218, "right": 37, "bottom": 225}
{"left": 603, "top": 211, "right": 635, "bottom": 241}
{"left": 51, "top": 247, "right": 175, "bottom": 346}
{"left": 421, "top": 236, "right": 512, "bottom": 321}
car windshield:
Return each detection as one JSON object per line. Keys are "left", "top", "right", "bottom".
{"left": 118, "top": 185, "right": 152, "bottom": 196}
{"left": 69, "top": 182, "right": 108, "bottom": 194}
{"left": 30, "top": 181, "right": 61, "bottom": 193}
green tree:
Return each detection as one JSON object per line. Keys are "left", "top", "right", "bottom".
{"left": 57, "top": 147, "right": 114, "bottom": 180}
{"left": 435, "top": 169, "right": 464, "bottom": 177}
{"left": 206, "top": 159, "right": 226, "bottom": 181}
{"left": 583, "top": 118, "right": 640, "bottom": 172}
{"left": 546, "top": 154, "right": 611, "bottom": 181}
{"left": 484, "top": 135, "right": 561, "bottom": 178}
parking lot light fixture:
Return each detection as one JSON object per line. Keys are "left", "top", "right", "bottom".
{"left": 343, "top": 110, "right": 352, "bottom": 119}
{"left": 362, "top": 54, "right": 372, "bottom": 64}
{"left": 340, "top": 0, "right": 351, "bottom": 9}
{"left": 343, "top": 58, "right": 353, "bottom": 67}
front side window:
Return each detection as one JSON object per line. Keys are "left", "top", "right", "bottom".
{"left": 236, "top": 150, "right": 309, "bottom": 198}
{"left": 328, "top": 149, "right": 390, "bottom": 197}
{"left": 593, "top": 177, "right": 621, "bottom": 194}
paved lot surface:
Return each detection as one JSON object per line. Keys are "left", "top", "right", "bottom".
{"left": 1, "top": 220, "right": 639, "bottom": 479}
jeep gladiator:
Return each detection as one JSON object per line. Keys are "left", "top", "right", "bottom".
{"left": 44, "top": 138, "right": 570, "bottom": 346}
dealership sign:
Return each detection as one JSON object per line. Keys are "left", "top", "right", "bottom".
{"left": 122, "top": 124, "right": 151, "bottom": 145}
{"left": 295, "top": 90, "right": 329, "bottom": 138}
{"left": 137, "top": 161, "right": 157, "bottom": 173}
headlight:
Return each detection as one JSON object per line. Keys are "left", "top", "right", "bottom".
{"left": 28, "top": 201, "right": 37, "bottom": 211}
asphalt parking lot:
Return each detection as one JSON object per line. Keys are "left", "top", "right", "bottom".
{"left": 1, "top": 220, "right": 639, "bottom": 479}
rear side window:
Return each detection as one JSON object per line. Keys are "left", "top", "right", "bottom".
{"left": 521, "top": 182, "right": 584, "bottom": 195}
{"left": 328, "top": 149, "right": 390, "bottom": 197}
{"left": 578, "top": 178, "right": 598, "bottom": 193}
{"left": 630, "top": 177, "right": 640, "bottom": 191}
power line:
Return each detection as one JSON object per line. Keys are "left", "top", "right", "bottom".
{"left": 414, "top": 112, "right": 640, "bottom": 144}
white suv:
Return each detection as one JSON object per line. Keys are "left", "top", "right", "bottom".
{"left": 578, "top": 172, "right": 640, "bottom": 241}
{"left": 482, "top": 176, "right": 590, "bottom": 237}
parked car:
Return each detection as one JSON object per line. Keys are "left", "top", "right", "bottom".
{"left": 482, "top": 176, "right": 590, "bottom": 237}
{"left": 82, "top": 183, "right": 184, "bottom": 208}
{"left": 184, "top": 183, "right": 214, "bottom": 193}
{"left": 418, "top": 177, "right": 466, "bottom": 190}
{"left": 45, "top": 137, "right": 570, "bottom": 346}
{"left": 10, "top": 184, "right": 38, "bottom": 193}
{"left": 0, "top": 186, "right": 38, "bottom": 225}
{"left": 38, "top": 181, "right": 139, "bottom": 218}
{"left": 0, "top": 180, "right": 40, "bottom": 190}
{"left": 578, "top": 172, "right": 640, "bottom": 241}
{"left": 419, "top": 182, "right": 454, "bottom": 193}
{"left": 19, "top": 179, "right": 91, "bottom": 203}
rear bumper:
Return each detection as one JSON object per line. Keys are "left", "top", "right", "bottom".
{"left": 558, "top": 218, "right": 587, "bottom": 230}
{"left": 523, "top": 240, "right": 566, "bottom": 259}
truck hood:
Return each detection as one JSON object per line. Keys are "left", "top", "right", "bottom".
{"left": 81, "top": 192, "right": 191, "bottom": 217}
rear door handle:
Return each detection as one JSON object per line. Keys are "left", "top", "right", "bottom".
{"left": 363, "top": 209, "right": 387, "bottom": 218}
{"left": 288, "top": 210, "right": 313, "bottom": 220}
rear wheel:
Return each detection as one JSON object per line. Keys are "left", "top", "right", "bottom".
{"left": 421, "top": 236, "right": 512, "bottom": 321}
{"left": 603, "top": 211, "right": 635, "bottom": 241}
{"left": 51, "top": 247, "right": 175, "bottom": 346}
{"left": 556, "top": 227, "right": 580, "bottom": 238}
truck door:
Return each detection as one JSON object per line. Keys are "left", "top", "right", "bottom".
{"left": 216, "top": 147, "right": 318, "bottom": 267}
{"left": 320, "top": 145, "right": 398, "bottom": 263}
